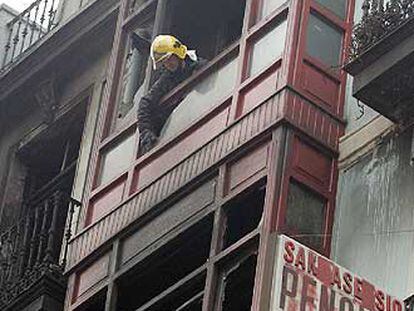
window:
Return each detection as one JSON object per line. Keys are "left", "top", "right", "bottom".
{"left": 285, "top": 180, "right": 326, "bottom": 249}
{"left": 258, "top": 0, "right": 287, "bottom": 21}
{"left": 74, "top": 289, "right": 106, "bottom": 311}
{"left": 222, "top": 186, "right": 265, "bottom": 249}
{"left": 97, "top": 133, "right": 135, "bottom": 186}
{"left": 163, "top": 0, "right": 246, "bottom": 60}
{"left": 114, "top": 182, "right": 264, "bottom": 311}
{"left": 112, "top": 16, "right": 154, "bottom": 132}
{"left": 216, "top": 253, "right": 258, "bottom": 311}
{"left": 116, "top": 216, "right": 213, "bottom": 311}
{"left": 159, "top": 56, "right": 239, "bottom": 142}
{"left": 306, "top": 13, "right": 343, "bottom": 67}
{"left": 247, "top": 18, "right": 287, "bottom": 78}
{"left": 315, "top": 0, "right": 347, "bottom": 19}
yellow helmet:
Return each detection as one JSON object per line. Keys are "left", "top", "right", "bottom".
{"left": 150, "top": 35, "right": 187, "bottom": 70}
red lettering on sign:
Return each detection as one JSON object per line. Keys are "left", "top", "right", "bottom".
{"left": 284, "top": 241, "right": 295, "bottom": 264}
{"left": 392, "top": 300, "right": 402, "bottom": 311}
{"left": 317, "top": 257, "right": 333, "bottom": 286}
{"left": 362, "top": 280, "right": 375, "bottom": 311}
{"left": 301, "top": 275, "right": 317, "bottom": 311}
{"left": 280, "top": 266, "right": 299, "bottom": 309}
{"left": 295, "top": 247, "right": 306, "bottom": 271}
{"left": 375, "top": 290, "right": 385, "bottom": 311}
{"left": 354, "top": 277, "right": 363, "bottom": 301}
{"left": 342, "top": 272, "right": 353, "bottom": 295}
{"left": 308, "top": 252, "right": 318, "bottom": 277}
{"left": 332, "top": 266, "right": 342, "bottom": 290}
{"left": 319, "top": 284, "right": 336, "bottom": 311}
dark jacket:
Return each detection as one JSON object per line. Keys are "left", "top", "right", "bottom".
{"left": 137, "top": 56, "right": 207, "bottom": 154}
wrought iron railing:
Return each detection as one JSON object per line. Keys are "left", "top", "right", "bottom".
{"left": 0, "top": 190, "right": 81, "bottom": 308}
{"left": 350, "top": 0, "right": 414, "bottom": 59}
{"left": 1, "top": 0, "right": 60, "bottom": 72}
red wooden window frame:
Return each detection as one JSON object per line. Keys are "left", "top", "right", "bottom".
{"left": 80, "top": 0, "right": 293, "bottom": 230}
{"left": 276, "top": 131, "right": 338, "bottom": 256}
{"left": 290, "top": 0, "right": 355, "bottom": 118}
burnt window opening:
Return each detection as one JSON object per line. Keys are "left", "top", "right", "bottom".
{"left": 116, "top": 215, "right": 213, "bottom": 311}
{"left": 222, "top": 185, "right": 265, "bottom": 249}
{"left": 285, "top": 180, "right": 327, "bottom": 251}
{"left": 163, "top": 0, "right": 246, "bottom": 60}
{"left": 217, "top": 253, "right": 258, "bottom": 311}
{"left": 18, "top": 101, "right": 87, "bottom": 204}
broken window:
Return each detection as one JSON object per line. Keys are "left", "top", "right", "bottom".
{"left": 222, "top": 185, "right": 265, "bottom": 249}
{"left": 116, "top": 215, "right": 213, "bottom": 311}
{"left": 18, "top": 102, "right": 87, "bottom": 204}
{"left": 285, "top": 180, "right": 326, "bottom": 250}
{"left": 216, "top": 253, "right": 258, "bottom": 311}
{"left": 163, "top": 0, "right": 246, "bottom": 60}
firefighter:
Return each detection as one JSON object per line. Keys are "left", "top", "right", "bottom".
{"left": 137, "top": 35, "right": 207, "bottom": 155}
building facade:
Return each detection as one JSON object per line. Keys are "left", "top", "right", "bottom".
{"left": 1, "top": 0, "right": 410, "bottom": 310}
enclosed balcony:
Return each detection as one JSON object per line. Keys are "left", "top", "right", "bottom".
{"left": 345, "top": 0, "right": 414, "bottom": 124}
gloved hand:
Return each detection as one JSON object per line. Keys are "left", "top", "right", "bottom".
{"left": 139, "top": 130, "right": 158, "bottom": 154}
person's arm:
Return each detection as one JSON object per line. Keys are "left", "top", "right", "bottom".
{"left": 136, "top": 71, "right": 176, "bottom": 153}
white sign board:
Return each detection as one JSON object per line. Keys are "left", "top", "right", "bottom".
{"left": 271, "top": 235, "right": 404, "bottom": 311}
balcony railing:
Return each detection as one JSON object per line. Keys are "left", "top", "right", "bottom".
{"left": 0, "top": 190, "right": 80, "bottom": 309}
{"left": 1, "top": 0, "right": 60, "bottom": 72}
{"left": 350, "top": 0, "right": 414, "bottom": 59}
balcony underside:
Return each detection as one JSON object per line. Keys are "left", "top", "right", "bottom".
{"left": 346, "top": 18, "right": 414, "bottom": 124}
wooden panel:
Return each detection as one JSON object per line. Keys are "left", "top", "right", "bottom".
{"left": 87, "top": 178, "right": 126, "bottom": 225}
{"left": 73, "top": 253, "right": 110, "bottom": 301}
{"left": 238, "top": 67, "right": 280, "bottom": 116}
{"left": 302, "top": 62, "right": 339, "bottom": 113}
{"left": 291, "top": 136, "right": 332, "bottom": 190}
{"left": 66, "top": 93, "right": 285, "bottom": 271}
{"left": 135, "top": 107, "right": 230, "bottom": 192}
{"left": 225, "top": 143, "right": 270, "bottom": 194}
{"left": 284, "top": 90, "right": 343, "bottom": 151}
{"left": 121, "top": 179, "right": 216, "bottom": 265}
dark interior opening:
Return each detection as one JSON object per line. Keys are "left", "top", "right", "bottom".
{"left": 117, "top": 215, "right": 213, "bottom": 311}
{"left": 220, "top": 254, "right": 258, "bottom": 311}
{"left": 18, "top": 101, "right": 88, "bottom": 201}
{"left": 74, "top": 289, "right": 106, "bottom": 311}
{"left": 223, "top": 185, "right": 265, "bottom": 249}
{"left": 147, "top": 274, "right": 205, "bottom": 311}
{"left": 164, "top": 0, "right": 246, "bottom": 60}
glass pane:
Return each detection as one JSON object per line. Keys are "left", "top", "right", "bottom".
{"left": 306, "top": 14, "right": 343, "bottom": 67}
{"left": 286, "top": 181, "right": 326, "bottom": 249}
{"left": 113, "top": 21, "right": 153, "bottom": 132}
{"left": 259, "top": 0, "right": 287, "bottom": 20}
{"left": 248, "top": 19, "right": 287, "bottom": 78}
{"left": 158, "top": 57, "right": 239, "bottom": 142}
{"left": 98, "top": 133, "right": 135, "bottom": 186}
{"left": 315, "top": 0, "right": 347, "bottom": 19}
